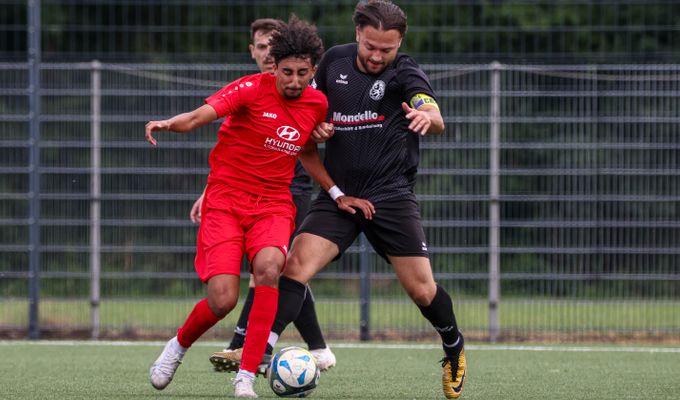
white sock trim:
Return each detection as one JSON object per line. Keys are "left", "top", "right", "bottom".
{"left": 267, "top": 332, "right": 279, "bottom": 348}
{"left": 171, "top": 336, "right": 187, "bottom": 354}
{"left": 443, "top": 336, "right": 461, "bottom": 349}
{"left": 236, "top": 369, "right": 256, "bottom": 380}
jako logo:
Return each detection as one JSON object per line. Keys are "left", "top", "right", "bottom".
{"left": 276, "top": 126, "right": 300, "bottom": 141}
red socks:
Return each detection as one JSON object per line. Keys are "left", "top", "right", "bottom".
{"left": 176, "top": 298, "right": 221, "bottom": 348}
{"left": 240, "top": 286, "right": 279, "bottom": 373}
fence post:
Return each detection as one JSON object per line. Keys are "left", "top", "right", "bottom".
{"left": 90, "top": 60, "right": 102, "bottom": 340}
{"left": 27, "top": 0, "right": 42, "bottom": 340}
{"left": 488, "top": 62, "right": 502, "bottom": 343}
{"left": 359, "top": 233, "right": 371, "bottom": 341}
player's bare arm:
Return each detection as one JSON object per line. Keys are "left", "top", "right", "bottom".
{"left": 401, "top": 102, "right": 445, "bottom": 136}
{"left": 145, "top": 104, "right": 218, "bottom": 145}
{"left": 311, "top": 121, "right": 334, "bottom": 143}
{"left": 298, "top": 141, "right": 375, "bottom": 219}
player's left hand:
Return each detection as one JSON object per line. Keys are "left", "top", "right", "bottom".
{"left": 145, "top": 120, "right": 170, "bottom": 145}
{"left": 189, "top": 193, "right": 204, "bottom": 224}
{"left": 336, "top": 196, "right": 375, "bottom": 220}
{"left": 311, "top": 122, "right": 334, "bottom": 143}
{"left": 402, "top": 102, "right": 431, "bottom": 136}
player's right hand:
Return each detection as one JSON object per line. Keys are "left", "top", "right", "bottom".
{"left": 336, "top": 196, "right": 375, "bottom": 220}
{"left": 189, "top": 193, "right": 204, "bottom": 224}
{"left": 311, "top": 122, "right": 334, "bottom": 143}
{"left": 145, "top": 120, "right": 170, "bottom": 145}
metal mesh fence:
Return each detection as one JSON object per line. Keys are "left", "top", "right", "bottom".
{"left": 1, "top": 62, "right": 678, "bottom": 342}
{"left": 2, "top": 0, "right": 680, "bottom": 63}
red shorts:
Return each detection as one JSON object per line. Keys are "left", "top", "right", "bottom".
{"left": 194, "top": 183, "right": 295, "bottom": 283}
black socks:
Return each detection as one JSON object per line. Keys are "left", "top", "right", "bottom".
{"left": 418, "top": 285, "right": 464, "bottom": 359}
{"left": 228, "top": 287, "right": 255, "bottom": 350}
{"left": 293, "top": 286, "right": 327, "bottom": 350}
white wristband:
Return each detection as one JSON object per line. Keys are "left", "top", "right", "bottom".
{"left": 328, "top": 185, "right": 345, "bottom": 201}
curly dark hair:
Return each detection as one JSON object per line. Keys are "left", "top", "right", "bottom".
{"left": 268, "top": 15, "right": 324, "bottom": 66}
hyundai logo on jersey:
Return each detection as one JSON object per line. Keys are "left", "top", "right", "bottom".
{"left": 276, "top": 126, "right": 301, "bottom": 141}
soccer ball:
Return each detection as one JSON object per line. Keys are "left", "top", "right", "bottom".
{"left": 268, "top": 346, "right": 320, "bottom": 398}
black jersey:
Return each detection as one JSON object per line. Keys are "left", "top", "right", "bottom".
{"left": 313, "top": 43, "right": 437, "bottom": 202}
{"left": 290, "top": 160, "right": 311, "bottom": 197}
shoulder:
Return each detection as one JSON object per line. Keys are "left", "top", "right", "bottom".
{"left": 393, "top": 53, "right": 422, "bottom": 72}
{"left": 206, "top": 72, "right": 266, "bottom": 115}
{"left": 323, "top": 43, "right": 356, "bottom": 62}
{"left": 302, "top": 86, "right": 328, "bottom": 107}
{"left": 393, "top": 54, "right": 432, "bottom": 89}
{"left": 226, "top": 72, "right": 268, "bottom": 95}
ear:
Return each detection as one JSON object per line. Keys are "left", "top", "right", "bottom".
{"left": 249, "top": 43, "right": 256, "bottom": 59}
{"left": 355, "top": 26, "right": 361, "bottom": 42}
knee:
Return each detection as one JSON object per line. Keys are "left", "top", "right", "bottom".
{"left": 286, "top": 250, "right": 303, "bottom": 270}
{"left": 209, "top": 292, "right": 238, "bottom": 318}
{"left": 283, "top": 250, "right": 307, "bottom": 280}
{"left": 252, "top": 259, "right": 282, "bottom": 287}
{"left": 407, "top": 285, "right": 437, "bottom": 306}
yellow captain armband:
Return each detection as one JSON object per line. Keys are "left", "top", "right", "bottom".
{"left": 409, "top": 93, "right": 439, "bottom": 110}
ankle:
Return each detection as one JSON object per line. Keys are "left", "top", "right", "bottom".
{"left": 170, "top": 336, "right": 187, "bottom": 355}
{"left": 236, "top": 369, "right": 256, "bottom": 381}
{"left": 443, "top": 331, "right": 464, "bottom": 359}
{"left": 229, "top": 333, "right": 245, "bottom": 350}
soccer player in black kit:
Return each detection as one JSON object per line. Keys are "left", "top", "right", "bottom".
{"left": 214, "top": 1, "right": 467, "bottom": 398}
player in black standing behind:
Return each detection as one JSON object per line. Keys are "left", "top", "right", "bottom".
{"left": 211, "top": 1, "right": 467, "bottom": 398}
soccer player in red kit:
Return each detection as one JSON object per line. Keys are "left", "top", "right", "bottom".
{"left": 145, "top": 16, "right": 374, "bottom": 398}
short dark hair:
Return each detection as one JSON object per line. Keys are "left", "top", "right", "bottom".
{"left": 250, "top": 18, "right": 284, "bottom": 43}
{"left": 269, "top": 15, "right": 324, "bottom": 66}
{"left": 353, "top": 0, "right": 408, "bottom": 37}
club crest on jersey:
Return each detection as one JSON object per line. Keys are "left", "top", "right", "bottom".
{"left": 276, "top": 125, "right": 300, "bottom": 142}
{"left": 370, "top": 80, "right": 386, "bottom": 100}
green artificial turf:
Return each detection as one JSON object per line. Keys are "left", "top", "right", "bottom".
{"left": 0, "top": 341, "right": 678, "bottom": 399}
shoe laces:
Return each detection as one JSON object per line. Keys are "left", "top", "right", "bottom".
{"left": 156, "top": 353, "right": 182, "bottom": 375}
{"left": 440, "top": 357, "right": 459, "bottom": 380}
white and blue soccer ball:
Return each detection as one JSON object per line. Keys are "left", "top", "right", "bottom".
{"left": 268, "top": 346, "right": 320, "bottom": 398}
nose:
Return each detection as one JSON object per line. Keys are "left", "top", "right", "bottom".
{"left": 291, "top": 76, "right": 304, "bottom": 88}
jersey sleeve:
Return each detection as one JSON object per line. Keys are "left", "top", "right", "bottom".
{"left": 396, "top": 56, "right": 438, "bottom": 104}
{"left": 316, "top": 96, "right": 329, "bottom": 125}
{"left": 205, "top": 74, "right": 261, "bottom": 118}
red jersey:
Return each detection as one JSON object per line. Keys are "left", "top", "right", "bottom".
{"left": 205, "top": 72, "right": 327, "bottom": 198}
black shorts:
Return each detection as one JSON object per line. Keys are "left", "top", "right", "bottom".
{"left": 292, "top": 191, "right": 311, "bottom": 238}
{"left": 297, "top": 194, "right": 429, "bottom": 263}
